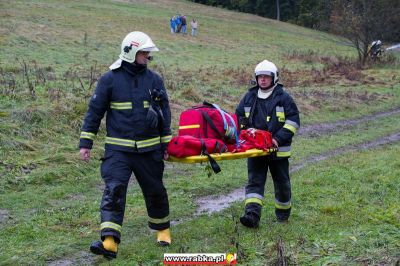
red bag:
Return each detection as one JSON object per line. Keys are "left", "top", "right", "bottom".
{"left": 178, "top": 102, "right": 238, "bottom": 143}
{"left": 229, "top": 128, "right": 274, "bottom": 152}
{"left": 167, "top": 135, "right": 227, "bottom": 158}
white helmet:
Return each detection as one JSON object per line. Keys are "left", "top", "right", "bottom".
{"left": 371, "top": 40, "right": 382, "bottom": 47}
{"left": 119, "top": 31, "right": 159, "bottom": 63}
{"left": 255, "top": 60, "right": 279, "bottom": 85}
{"left": 110, "top": 31, "right": 159, "bottom": 69}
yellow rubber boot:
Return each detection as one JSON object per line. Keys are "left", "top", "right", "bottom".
{"left": 157, "top": 228, "right": 171, "bottom": 246}
{"left": 103, "top": 236, "right": 118, "bottom": 253}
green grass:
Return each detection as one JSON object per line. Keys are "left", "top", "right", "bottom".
{"left": 38, "top": 143, "right": 396, "bottom": 266}
{"left": 1, "top": 0, "right": 400, "bottom": 265}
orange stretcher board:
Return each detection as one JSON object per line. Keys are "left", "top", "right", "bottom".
{"left": 167, "top": 148, "right": 277, "bottom": 163}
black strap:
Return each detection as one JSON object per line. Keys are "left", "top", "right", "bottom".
{"left": 202, "top": 101, "right": 214, "bottom": 107}
{"left": 214, "top": 141, "right": 227, "bottom": 153}
{"left": 200, "top": 139, "right": 221, "bottom": 174}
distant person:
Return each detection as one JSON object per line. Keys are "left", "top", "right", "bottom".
{"left": 175, "top": 15, "right": 182, "bottom": 33}
{"left": 79, "top": 31, "right": 172, "bottom": 259}
{"left": 368, "top": 40, "right": 383, "bottom": 60}
{"left": 190, "top": 18, "right": 198, "bottom": 36}
{"left": 170, "top": 16, "right": 176, "bottom": 34}
{"left": 181, "top": 15, "right": 187, "bottom": 34}
{"left": 236, "top": 60, "right": 300, "bottom": 228}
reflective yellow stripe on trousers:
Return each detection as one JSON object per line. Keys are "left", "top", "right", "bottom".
{"left": 100, "top": 221, "right": 122, "bottom": 232}
{"left": 148, "top": 215, "right": 170, "bottom": 224}
{"left": 245, "top": 198, "right": 263, "bottom": 206}
{"left": 275, "top": 200, "right": 291, "bottom": 210}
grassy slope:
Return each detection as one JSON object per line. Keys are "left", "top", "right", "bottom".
{"left": 121, "top": 145, "right": 400, "bottom": 266}
{"left": 0, "top": 0, "right": 399, "bottom": 265}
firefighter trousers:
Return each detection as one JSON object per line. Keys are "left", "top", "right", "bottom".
{"left": 99, "top": 149, "right": 169, "bottom": 242}
{"left": 244, "top": 156, "right": 291, "bottom": 218}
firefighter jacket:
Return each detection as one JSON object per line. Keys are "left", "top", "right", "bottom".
{"left": 79, "top": 61, "right": 172, "bottom": 153}
{"left": 236, "top": 84, "right": 300, "bottom": 158}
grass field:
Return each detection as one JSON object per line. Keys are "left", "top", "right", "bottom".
{"left": 0, "top": 0, "right": 399, "bottom": 265}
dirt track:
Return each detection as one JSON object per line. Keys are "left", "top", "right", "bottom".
{"left": 48, "top": 108, "right": 400, "bottom": 265}
{"left": 194, "top": 108, "right": 400, "bottom": 216}
{"left": 298, "top": 107, "right": 400, "bottom": 137}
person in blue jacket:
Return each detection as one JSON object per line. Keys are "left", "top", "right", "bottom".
{"left": 170, "top": 16, "right": 176, "bottom": 33}
{"left": 175, "top": 15, "right": 182, "bottom": 33}
{"left": 236, "top": 60, "right": 300, "bottom": 228}
{"left": 79, "top": 31, "right": 173, "bottom": 259}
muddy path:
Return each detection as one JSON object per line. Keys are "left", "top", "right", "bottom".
{"left": 47, "top": 252, "right": 94, "bottom": 266}
{"left": 193, "top": 107, "right": 400, "bottom": 216}
{"left": 49, "top": 109, "right": 400, "bottom": 265}
{"left": 194, "top": 131, "right": 400, "bottom": 216}
{"left": 298, "top": 107, "right": 400, "bottom": 137}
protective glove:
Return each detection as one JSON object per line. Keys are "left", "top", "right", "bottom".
{"left": 239, "top": 117, "right": 249, "bottom": 129}
{"left": 151, "top": 88, "right": 166, "bottom": 102}
{"left": 146, "top": 105, "right": 159, "bottom": 129}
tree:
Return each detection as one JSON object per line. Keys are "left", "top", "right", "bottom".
{"left": 297, "top": 0, "right": 331, "bottom": 29}
{"left": 276, "top": 0, "right": 280, "bottom": 20}
{"left": 330, "top": 0, "right": 399, "bottom": 65}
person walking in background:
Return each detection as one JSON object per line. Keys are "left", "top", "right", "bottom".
{"left": 190, "top": 18, "right": 198, "bottom": 36}
{"left": 236, "top": 60, "right": 300, "bottom": 228}
{"left": 181, "top": 15, "right": 187, "bottom": 34}
{"left": 175, "top": 14, "right": 181, "bottom": 33}
{"left": 79, "top": 31, "right": 173, "bottom": 259}
{"left": 170, "top": 16, "right": 176, "bottom": 34}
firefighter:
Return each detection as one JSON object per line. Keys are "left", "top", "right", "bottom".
{"left": 79, "top": 31, "right": 173, "bottom": 259}
{"left": 368, "top": 40, "right": 383, "bottom": 60}
{"left": 236, "top": 60, "right": 300, "bottom": 227}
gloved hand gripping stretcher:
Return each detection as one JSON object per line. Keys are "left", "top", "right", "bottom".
{"left": 165, "top": 102, "right": 276, "bottom": 172}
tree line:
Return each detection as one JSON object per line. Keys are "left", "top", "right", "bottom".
{"left": 189, "top": 0, "right": 399, "bottom": 43}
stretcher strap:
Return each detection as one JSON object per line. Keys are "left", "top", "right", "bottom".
{"left": 200, "top": 139, "right": 221, "bottom": 174}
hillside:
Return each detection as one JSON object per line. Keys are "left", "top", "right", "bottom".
{"left": 0, "top": 0, "right": 399, "bottom": 265}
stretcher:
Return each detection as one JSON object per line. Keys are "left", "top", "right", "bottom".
{"left": 167, "top": 148, "right": 277, "bottom": 163}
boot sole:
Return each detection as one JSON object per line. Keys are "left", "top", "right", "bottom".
{"left": 158, "top": 240, "right": 171, "bottom": 247}
{"left": 90, "top": 245, "right": 117, "bottom": 259}
{"left": 240, "top": 217, "right": 259, "bottom": 228}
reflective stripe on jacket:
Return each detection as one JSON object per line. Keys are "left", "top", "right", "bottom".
{"left": 79, "top": 61, "right": 172, "bottom": 153}
{"left": 236, "top": 84, "right": 300, "bottom": 158}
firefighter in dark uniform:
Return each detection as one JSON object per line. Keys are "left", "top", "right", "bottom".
{"left": 79, "top": 31, "right": 173, "bottom": 259}
{"left": 236, "top": 60, "right": 300, "bottom": 228}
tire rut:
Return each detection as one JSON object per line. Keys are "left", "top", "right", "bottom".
{"left": 193, "top": 131, "right": 400, "bottom": 217}
{"left": 193, "top": 108, "right": 400, "bottom": 216}
{"left": 298, "top": 107, "right": 400, "bottom": 137}
{"left": 59, "top": 109, "right": 400, "bottom": 264}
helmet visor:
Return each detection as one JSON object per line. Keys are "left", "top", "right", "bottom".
{"left": 256, "top": 70, "right": 274, "bottom": 77}
{"left": 140, "top": 46, "right": 159, "bottom": 52}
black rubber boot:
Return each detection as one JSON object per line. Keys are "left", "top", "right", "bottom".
{"left": 240, "top": 213, "right": 260, "bottom": 228}
{"left": 240, "top": 203, "right": 262, "bottom": 228}
{"left": 275, "top": 208, "right": 291, "bottom": 222}
{"left": 90, "top": 240, "right": 117, "bottom": 259}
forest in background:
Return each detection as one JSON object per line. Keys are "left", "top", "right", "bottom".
{"left": 188, "top": 0, "right": 400, "bottom": 43}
